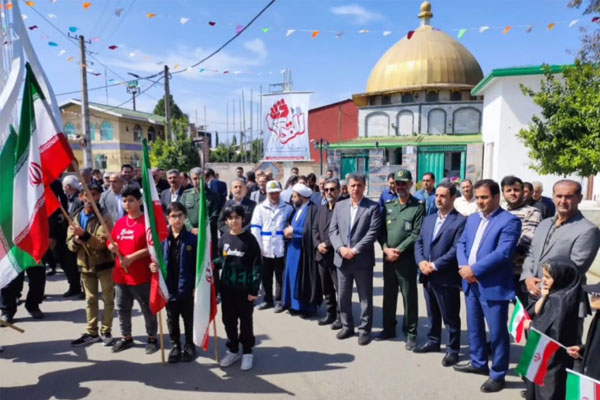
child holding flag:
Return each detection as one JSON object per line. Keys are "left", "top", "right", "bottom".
{"left": 150, "top": 202, "right": 197, "bottom": 363}
{"left": 216, "top": 206, "right": 262, "bottom": 371}
{"left": 522, "top": 256, "right": 582, "bottom": 400}
{"left": 108, "top": 186, "right": 158, "bottom": 354}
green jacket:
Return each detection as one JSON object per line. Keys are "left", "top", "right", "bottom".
{"left": 66, "top": 208, "right": 115, "bottom": 273}
{"left": 181, "top": 185, "right": 222, "bottom": 230}
{"left": 380, "top": 195, "right": 425, "bottom": 255}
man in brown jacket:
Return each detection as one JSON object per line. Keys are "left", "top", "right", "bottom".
{"left": 66, "top": 184, "right": 116, "bottom": 347}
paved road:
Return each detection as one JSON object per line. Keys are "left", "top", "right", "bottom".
{"left": 1, "top": 258, "right": 525, "bottom": 400}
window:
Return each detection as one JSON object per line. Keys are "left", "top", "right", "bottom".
{"left": 381, "top": 95, "right": 391, "bottom": 105}
{"left": 100, "top": 121, "right": 113, "bottom": 141}
{"left": 450, "top": 91, "right": 462, "bottom": 101}
{"left": 427, "top": 109, "right": 446, "bottom": 135}
{"left": 148, "top": 126, "right": 156, "bottom": 142}
{"left": 64, "top": 123, "right": 76, "bottom": 138}
{"left": 425, "top": 92, "right": 439, "bottom": 102}
{"left": 90, "top": 124, "right": 95, "bottom": 141}
{"left": 401, "top": 93, "right": 414, "bottom": 103}
{"left": 95, "top": 154, "right": 107, "bottom": 169}
{"left": 133, "top": 124, "right": 143, "bottom": 142}
{"left": 130, "top": 154, "right": 141, "bottom": 168}
{"left": 369, "top": 97, "right": 377, "bottom": 106}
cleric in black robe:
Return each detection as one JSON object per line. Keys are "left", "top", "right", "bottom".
{"left": 282, "top": 183, "right": 322, "bottom": 316}
{"left": 525, "top": 256, "right": 582, "bottom": 400}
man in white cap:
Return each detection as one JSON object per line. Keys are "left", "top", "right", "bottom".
{"left": 251, "top": 180, "right": 294, "bottom": 312}
{"left": 281, "top": 183, "right": 322, "bottom": 316}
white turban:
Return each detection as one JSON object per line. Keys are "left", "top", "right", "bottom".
{"left": 292, "top": 183, "right": 312, "bottom": 198}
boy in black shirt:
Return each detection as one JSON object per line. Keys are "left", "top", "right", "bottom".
{"left": 216, "top": 205, "right": 262, "bottom": 371}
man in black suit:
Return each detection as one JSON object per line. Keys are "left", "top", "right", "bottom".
{"left": 531, "top": 181, "right": 556, "bottom": 219}
{"left": 160, "top": 169, "right": 185, "bottom": 216}
{"left": 217, "top": 179, "right": 256, "bottom": 234}
{"left": 312, "top": 178, "right": 342, "bottom": 329}
{"left": 414, "top": 181, "right": 466, "bottom": 367}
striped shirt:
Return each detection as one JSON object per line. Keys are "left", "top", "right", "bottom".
{"left": 506, "top": 203, "right": 542, "bottom": 273}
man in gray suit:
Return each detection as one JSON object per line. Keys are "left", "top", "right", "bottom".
{"left": 99, "top": 173, "right": 125, "bottom": 225}
{"left": 521, "top": 180, "right": 600, "bottom": 330}
{"left": 250, "top": 174, "right": 267, "bottom": 204}
{"left": 329, "top": 173, "right": 382, "bottom": 345}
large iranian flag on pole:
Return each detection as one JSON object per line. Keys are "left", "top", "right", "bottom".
{"left": 141, "top": 140, "right": 169, "bottom": 314}
{"left": 515, "top": 328, "right": 561, "bottom": 386}
{"left": 193, "top": 179, "right": 218, "bottom": 351}
{"left": 509, "top": 298, "right": 531, "bottom": 344}
{"left": 12, "top": 64, "right": 75, "bottom": 262}
{"left": 567, "top": 369, "right": 600, "bottom": 400}
{"left": 0, "top": 128, "right": 36, "bottom": 289}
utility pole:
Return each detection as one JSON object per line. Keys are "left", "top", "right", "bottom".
{"left": 164, "top": 65, "right": 173, "bottom": 140}
{"left": 250, "top": 88, "right": 253, "bottom": 163}
{"left": 70, "top": 33, "right": 93, "bottom": 168}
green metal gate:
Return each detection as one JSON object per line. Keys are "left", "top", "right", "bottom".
{"left": 417, "top": 145, "right": 467, "bottom": 182}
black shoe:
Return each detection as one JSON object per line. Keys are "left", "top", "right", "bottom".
{"left": 299, "top": 311, "right": 312, "bottom": 320}
{"left": 112, "top": 337, "right": 134, "bottom": 353}
{"left": 318, "top": 314, "right": 336, "bottom": 326}
{"left": 405, "top": 337, "right": 417, "bottom": 351}
{"left": 442, "top": 352, "right": 459, "bottom": 367}
{"left": 63, "top": 289, "right": 83, "bottom": 298}
{"left": 453, "top": 362, "right": 489, "bottom": 376}
{"left": 26, "top": 307, "right": 44, "bottom": 319}
{"left": 71, "top": 333, "right": 101, "bottom": 347}
{"left": 330, "top": 320, "right": 343, "bottom": 330}
{"left": 182, "top": 344, "right": 196, "bottom": 362}
{"left": 273, "top": 305, "right": 285, "bottom": 313}
{"left": 168, "top": 345, "right": 182, "bottom": 364}
{"left": 374, "top": 330, "right": 396, "bottom": 341}
{"left": 480, "top": 378, "right": 505, "bottom": 393}
{"left": 358, "top": 332, "right": 371, "bottom": 346}
{"left": 413, "top": 342, "right": 441, "bottom": 353}
{"left": 520, "top": 390, "right": 527, "bottom": 398}
{"left": 336, "top": 328, "right": 355, "bottom": 340}
{"left": 257, "top": 302, "right": 273, "bottom": 310}
{"left": 46, "top": 269, "right": 56, "bottom": 276}
{"left": 145, "top": 337, "right": 159, "bottom": 354}
{"left": 0, "top": 313, "right": 14, "bottom": 326}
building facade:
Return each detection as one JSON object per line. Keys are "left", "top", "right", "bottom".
{"left": 61, "top": 100, "right": 165, "bottom": 172}
{"left": 327, "top": 1, "right": 485, "bottom": 195}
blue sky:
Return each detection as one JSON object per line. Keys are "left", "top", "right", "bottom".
{"left": 16, "top": 0, "right": 591, "bottom": 142}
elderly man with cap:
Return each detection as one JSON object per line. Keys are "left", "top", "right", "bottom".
{"left": 281, "top": 183, "right": 322, "bottom": 316}
{"left": 376, "top": 168, "right": 425, "bottom": 350}
{"left": 251, "top": 180, "right": 294, "bottom": 312}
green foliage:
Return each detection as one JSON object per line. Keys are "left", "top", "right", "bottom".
{"left": 149, "top": 133, "right": 200, "bottom": 172}
{"left": 517, "top": 61, "right": 600, "bottom": 177}
{"left": 209, "top": 139, "right": 262, "bottom": 163}
{"left": 153, "top": 94, "right": 185, "bottom": 120}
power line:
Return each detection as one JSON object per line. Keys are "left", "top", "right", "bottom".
{"left": 103, "top": 0, "right": 137, "bottom": 45}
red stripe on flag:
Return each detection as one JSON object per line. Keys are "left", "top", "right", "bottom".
{"left": 152, "top": 202, "right": 168, "bottom": 241}
{"left": 534, "top": 340, "right": 561, "bottom": 385}
{"left": 40, "top": 133, "right": 75, "bottom": 185}
{"left": 150, "top": 272, "right": 167, "bottom": 314}
{"left": 515, "top": 316, "right": 526, "bottom": 343}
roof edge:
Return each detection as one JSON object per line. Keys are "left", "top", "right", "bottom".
{"left": 471, "top": 64, "right": 572, "bottom": 96}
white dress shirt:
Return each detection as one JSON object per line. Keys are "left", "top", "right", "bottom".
{"left": 455, "top": 196, "right": 478, "bottom": 217}
{"left": 349, "top": 202, "right": 359, "bottom": 231}
{"left": 467, "top": 209, "right": 497, "bottom": 265}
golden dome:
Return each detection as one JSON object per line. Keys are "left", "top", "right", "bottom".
{"left": 365, "top": 2, "right": 483, "bottom": 94}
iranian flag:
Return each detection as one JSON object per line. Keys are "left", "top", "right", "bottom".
{"left": 515, "top": 328, "right": 561, "bottom": 386}
{"left": 567, "top": 369, "right": 600, "bottom": 400}
{"left": 12, "top": 63, "right": 75, "bottom": 262}
{"left": 509, "top": 298, "right": 531, "bottom": 344}
{"left": 0, "top": 128, "right": 37, "bottom": 289}
{"left": 193, "top": 179, "right": 218, "bottom": 351}
{"left": 141, "top": 140, "right": 169, "bottom": 314}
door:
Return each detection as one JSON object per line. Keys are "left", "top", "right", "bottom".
{"left": 417, "top": 152, "right": 445, "bottom": 183}
{"left": 341, "top": 157, "right": 357, "bottom": 179}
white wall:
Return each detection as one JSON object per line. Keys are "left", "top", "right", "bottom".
{"left": 480, "top": 74, "right": 596, "bottom": 199}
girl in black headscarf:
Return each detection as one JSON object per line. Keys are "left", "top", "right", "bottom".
{"left": 524, "top": 256, "right": 582, "bottom": 400}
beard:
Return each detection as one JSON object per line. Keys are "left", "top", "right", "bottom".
{"left": 293, "top": 200, "right": 303, "bottom": 208}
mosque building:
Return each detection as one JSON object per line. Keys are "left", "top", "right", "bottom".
{"left": 326, "top": 1, "right": 485, "bottom": 194}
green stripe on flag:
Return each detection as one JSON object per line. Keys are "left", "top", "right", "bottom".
{"left": 515, "top": 329, "right": 542, "bottom": 377}
{"left": 196, "top": 177, "right": 208, "bottom": 285}
{"left": 566, "top": 370, "right": 581, "bottom": 400}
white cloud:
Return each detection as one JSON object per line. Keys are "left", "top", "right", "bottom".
{"left": 330, "top": 4, "right": 383, "bottom": 24}
{"left": 243, "top": 39, "right": 267, "bottom": 59}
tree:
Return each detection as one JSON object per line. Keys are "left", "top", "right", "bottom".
{"left": 568, "top": 0, "right": 600, "bottom": 61}
{"left": 153, "top": 94, "right": 185, "bottom": 120}
{"left": 150, "top": 133, "right": 200, "bottom": 172}
{"left": 517, "top": 61, "right": 600, "bottom": 177}
{"left": 209, "top": 139, "right": 263, "bottom": 163}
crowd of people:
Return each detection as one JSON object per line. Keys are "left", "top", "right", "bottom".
{"left": 2, "top": 162, "right": 600, "bottom": 397}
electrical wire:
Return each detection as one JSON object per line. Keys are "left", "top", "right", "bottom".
{"left": 103, "top": 0, "right": 137, "bottom": 45}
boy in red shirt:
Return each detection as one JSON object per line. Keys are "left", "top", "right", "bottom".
{"left": 108, "top": 186, "right": 158, "bottom": 354}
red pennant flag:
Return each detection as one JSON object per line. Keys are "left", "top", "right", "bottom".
{"left": 593, "top": 16, "right": 600, "bottom": 23}
{"left": 208, "top": 21, "right": 216, "bottom": 26}
{"left": 108, "top": 45, "right": 118, "bottom": 50}
{"left": 407, "top": 30, "right": 415, "bottom": 39}
{"left": 28, "top": 25, "right": 38, "bottom": 30}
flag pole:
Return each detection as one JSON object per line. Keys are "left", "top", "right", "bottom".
{"left": 213, "top": 318, "right": 219, "bottom": 363}
{"left": 0, "top": 319, "right": 25, "bottom": 333}
{"left": 71, "top": 160, "right": 128, "bottom": 273}
{"left": 57, "top": 201, "right": 93, "bottom": 259}
{"left": 158, "top": 310, "right": 166, "bottom": 365}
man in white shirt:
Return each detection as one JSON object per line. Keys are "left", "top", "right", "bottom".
{"left": 454, "top": 179, "right": 478, "bottom": 217}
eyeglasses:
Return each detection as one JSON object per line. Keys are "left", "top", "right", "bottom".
{"left": 323, "top": 187, "right": 337, "bottom": 192}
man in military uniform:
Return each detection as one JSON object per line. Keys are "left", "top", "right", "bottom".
{"left": 376, "top": 168, "right": 425, "bottom": 350}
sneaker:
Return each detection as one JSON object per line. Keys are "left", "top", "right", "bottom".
{"left": 241, "top": 354, "right": 254, "bottom": 371}
{"left": 145, "top": 337, "right": 159, "bottom": 354}
{"left": 71, "top": 333, "right": 101, "bottom": 347}
{"left": 219, "top": 350, "right": 242, "bottom": 368}
{"left": 112, "top": 337, "right": 134, "bottom": 353}
{"left": 182, "top": 343, "right": 196, "bottom": 362}
{"left": 168, "top": 345, "right": 182, "bottom": 364}
{"left": 101, "top": 332, "right": 114, "bottom": 346}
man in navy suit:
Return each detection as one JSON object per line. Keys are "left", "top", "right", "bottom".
{"left": 414, "top": 181, "right": 466, "bottom": 367}
{"left": 205, "top": 168, "right": 227, "bottom": 203}
{"left": 454, "top": 179, "right": 521, "bottom": 394}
